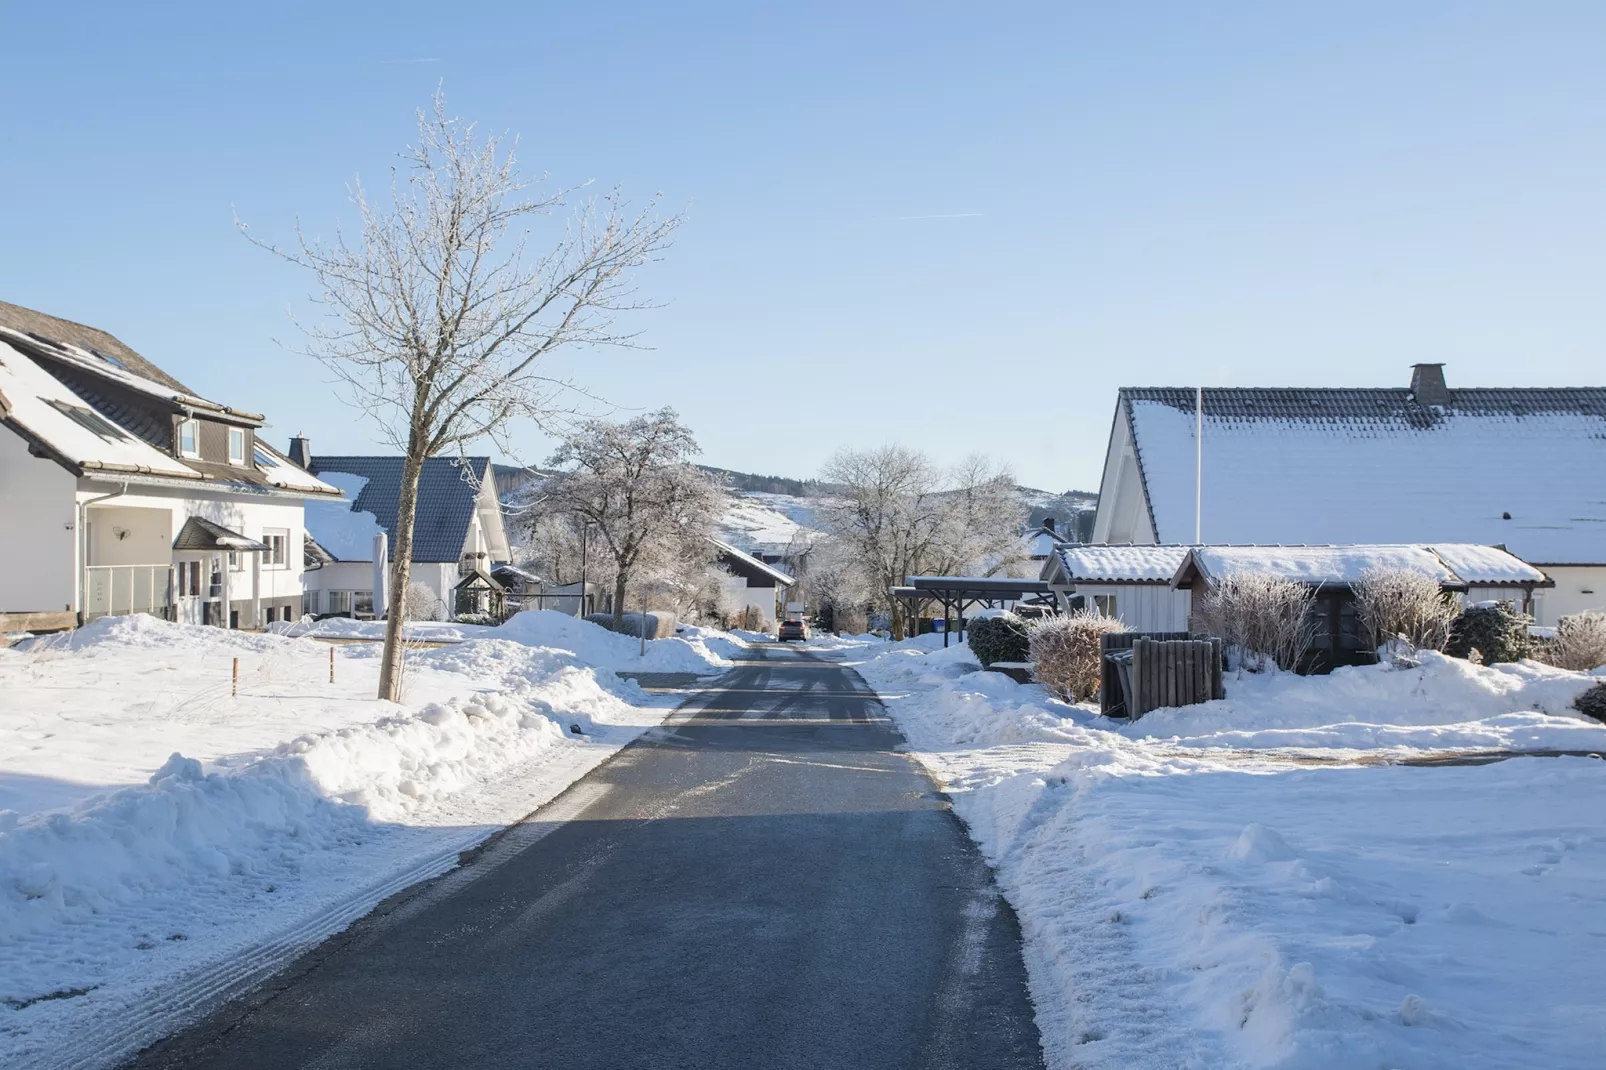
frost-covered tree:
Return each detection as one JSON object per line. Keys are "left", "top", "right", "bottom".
{"left": 242, "top": 89, "right": 681, "bottom": 700}
{"left": 542, "top": 409, "right": 727, "bottom": 629}
{"left": 817, "top": 446, "right": 1025, "bottom": 638}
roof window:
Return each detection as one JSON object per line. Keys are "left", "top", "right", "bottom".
{"left": 43, "top": 398, "right": 132, "bottom": 443}
{"left": 88, "top": 346, "right": 128, "bottom": 370}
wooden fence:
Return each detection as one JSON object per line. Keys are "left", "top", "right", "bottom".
{"left": 1099, "top": 632, "right": 1224, "bottom": 718}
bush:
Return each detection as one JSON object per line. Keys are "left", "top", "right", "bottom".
{"left": 1575, "top": 682, "right": 1606, "bottom": 722}
{"left": 1444, "top": 603, "right": 1531, "bottom": 664}
{"left": 1028, "top": 610, "right": 1126, "bottom": 701}
{"left": 1192, "top": 572, "right": 1315, "bottom": 672}
{"left": 585, "top": 611, "right": 678, "bottom": 639}
{"left": 402, "top": 582, "right": 444, "bottom": 622}
{"left": 968, "top": 613, "right": 1031, "bottom": 667}
{"left": 1351, "top": 567, "right": 1458, "bottom": 655}
{"left": 1537, "top": 612, "right": 1606, "bottom": 672}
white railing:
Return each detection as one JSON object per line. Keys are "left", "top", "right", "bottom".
{"left": 85, "top": 564, "right": 173, "bottom": 621}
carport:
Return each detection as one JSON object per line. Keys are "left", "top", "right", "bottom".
{"left": 890, "top": 575, "right": 1055, "bottom": 646}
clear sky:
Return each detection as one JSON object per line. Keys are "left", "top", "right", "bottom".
{"left": 3, "top": 2, "right": 1603, "bottom": 492}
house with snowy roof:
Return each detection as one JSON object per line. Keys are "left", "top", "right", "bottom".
{"left": 1090, "top": 364, "right": 1606, "bottom": 625}
{"left": 295, "top": 444, "right": 511, "bottom": 621}
{"left": 709, "top": 537, "right": 795, "bottom": 624}
{"left": 0, "top": 301, "right": 341, "bottom": 633}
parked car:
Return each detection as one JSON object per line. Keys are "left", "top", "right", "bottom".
{"left": 778, "top": 619, "right": 809, "bottom": 642}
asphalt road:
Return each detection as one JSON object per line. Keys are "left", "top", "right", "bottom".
{"left": 129, "top": 644, "right": 1044, "bottom": 1070}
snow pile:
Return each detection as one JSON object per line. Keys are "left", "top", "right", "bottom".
{"left": 860, "top": 642, "right": 1606, "bottom": 1068}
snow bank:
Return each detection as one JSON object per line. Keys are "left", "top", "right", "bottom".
{"left": 862, "top": 641, "right": 1606, "bottom": 1068}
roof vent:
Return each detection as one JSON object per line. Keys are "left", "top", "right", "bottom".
{"left": 1410, "top": 363, "right": 1450, "bottom": 406}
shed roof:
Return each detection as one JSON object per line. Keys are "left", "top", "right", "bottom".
{"left": 1044, "top": 544, "right": 1191, "bottom": 585}
{"left": 307, "top": 455, "right": 493, "bottom": 563}
{"left": 1121, "top": 385, "right": 1606, "bottom": 565}
{"left": 1169, "top": 544, "right": 1550, "bottom": 591}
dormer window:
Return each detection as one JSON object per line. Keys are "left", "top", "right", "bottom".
{"left": 228, "top": 427, "right": 246, "bottom": 466}
{"left": 178, "top": 418, "right": 200, "bottom": 458}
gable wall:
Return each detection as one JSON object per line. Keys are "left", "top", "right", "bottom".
{"left": 1091, "top": 405, "right": 1156, "bottom": 544}
{"left": 0, "top": 426, "right": 78, "bottom": 613}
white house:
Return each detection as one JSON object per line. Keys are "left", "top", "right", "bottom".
{"left": 1090, "top": 365, "right": 1606, "bottom": 625}
{"left": 1039, "top": 544, "right": 1193, "bottom": 630}
{"left": 710, "top": 537, "right": 795, "bottom": 624}
{"left": 0, "top": 301, "right": 340, "bottom": 632}
{"left": 298, "top": 448, "right": 512, "bottom": 620}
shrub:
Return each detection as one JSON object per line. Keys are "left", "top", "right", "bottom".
{"left": 968, "top": 613, "right": 1031, "bottom": 667}
{"left": 1444, "top": 603, "right": 1531, "bottom": 664}
{"left": 1192, "top": 572, "right": 1315, "bottom": 672}
{"left": 1537, "top": 612, "right": 1606, "bottom": 672}
{"left": 1575, "top": 682, "right": 1606, "bottom": 722}
{"left": 1351, "top": 567, "right": 1458, "bottom": 655}
{"left": 1028, "top": 610, "right": 1126, "bottom": 702}
{"left": 402, "top": 582, "right": 444, "bottom": 622}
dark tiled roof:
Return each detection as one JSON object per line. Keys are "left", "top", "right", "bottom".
{"left": 34, "top": 359, "right": 177, "bottom": 450}
{"left": 0, "top": 299, "right": 193, "bottom": 393}
{"left": 308, "top": 455, "right": 491, "bottom": 563}
{"left": 1124, "top": 386, "right": 1606, "bottom": 426}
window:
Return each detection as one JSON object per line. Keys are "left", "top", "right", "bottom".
{"left": 327, "top": 591, "right": 352, "bottom": 616}
{"left": 178, "top": 419, "right": 199, "bottom": 458}
{"left": 354, "top": 591, "right": 374, "bottom": 616}
{"left": 1093, "top": 594, "right": 1118, "bottom": 618}
{"left": 228, "top": 427, "right": 246, "bottom": 466}
{"left": 176, "top": 560, "right": 202, "bottom": 597}
{"left": 228, "top": 550, "right": 245, "bottom": 572}
{"left": 262, "top": 530, "right": 288, "bottom": 568}
{"left": 44, "top": 399, "right": 131, "bottom": 443}
{"left": 304, "top": 590, "right": 320, "bottom": 615}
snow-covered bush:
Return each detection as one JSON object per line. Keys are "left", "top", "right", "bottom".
{"left": 1575, "top": 682, "right": 1606, "bottom": 722}
{"left": 1538, "top": 612, "right": 1606, "bottom": 672}
{"left": 1028, "top": 610, "right": 1125, "bottom": 701}
{"left": 402, "top": 582, "right": 444, "bottom": 622}
{"left": 1445, "top": 603, "right": 1531, "bottom": 665}
{"left": 968, "top": 613, "right": 1030, "bottom": 667}
{"left": 1351, "top": 567, "right": 1458, "bottom": 655}
{"left": 1193, "top": 572, "right": 1315, "bottom": 672}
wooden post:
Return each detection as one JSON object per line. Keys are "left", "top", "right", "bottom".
{"left": 329, "top": 645, "right": 336, "bottom": 684}
{"left": 232, "top": 657, "right": 239, "bottom": 697}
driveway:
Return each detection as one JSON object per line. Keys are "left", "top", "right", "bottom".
{"left": 130, "top": 644, "right": 1044, "bottom": 1069}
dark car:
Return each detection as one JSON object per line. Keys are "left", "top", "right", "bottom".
{"left": 778, "top": 618, "right": 809, "bottom": 642}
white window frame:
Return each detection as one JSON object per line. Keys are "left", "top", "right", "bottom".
{"left": 228, "top": 427, "right": 246, "bottom": 466}
{"left": 262, "top": 529, "right": 289, "bottom": 569}
{"left": 303, "top": 589, "right": 320, "bottom": 615}
{"left": 327, "top": 590, "right": 352, "bottom": 616}
{"left": 178, "top": 418, "right": 200, "bottom": 458}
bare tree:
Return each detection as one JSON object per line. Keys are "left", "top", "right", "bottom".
{"left": 817, "top": 446, "right": 1026, "bottom": 638}
{"left": 242, "top": 90, "right": 681, "bottom": 700}
{"left": 542, "top": 409, "right": 727, "bottom": 629}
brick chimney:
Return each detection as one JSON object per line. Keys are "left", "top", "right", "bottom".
{"left": 287, "top": 435, "right": 311, "bottom": 468}
{"left": 1410, "top": 364, "right": 1450, "bottom": 406}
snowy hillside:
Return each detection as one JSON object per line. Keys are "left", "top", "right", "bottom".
{"left": 716, "top": 491, "right": 826, "bottom": 554}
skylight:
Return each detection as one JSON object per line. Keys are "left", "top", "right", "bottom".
{"left": 43, "top": 398, "right": 132, "bottom": 443}
{"left": 88, "top": 346, "right": 128, "bottom": 370}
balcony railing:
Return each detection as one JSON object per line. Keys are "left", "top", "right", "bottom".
{"left": 85, "top": 564, "right": 174, "bottom": 621}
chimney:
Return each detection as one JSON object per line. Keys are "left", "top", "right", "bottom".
{"left": 1043, "top": 517, "right": 1056, "bottom": 533}
{"left": 287, "top": 435, "right": 311, "bottom": 468}
{"left": 1409, "top": 364, "right": 1450, "bottom": 406}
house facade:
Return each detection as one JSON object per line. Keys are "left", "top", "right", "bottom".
{"left": 710, "top": 538, "right": 795, "bottom": 623}
{"left": 0, "top": 302, "right": 339, "bottom": 632}
{"left": 1090, "top": 365, "right": 1606, "bottom": 625}
{"left": 299, "top": 448, "right": 512, "bottom": 620}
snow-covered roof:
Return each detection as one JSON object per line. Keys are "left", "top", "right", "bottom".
{"left": 253, "top": 441, "right": 340, "bottom": 496}
{"left": 1045, "top": 544, "right": 1191, "bottom": 584}
{"left": 305, "top": 456, "right": 494, "bottom": 563}
{"left": 709, "top": 537, "right": 795, "bottom": 586}
{"left": 303, "top": 472, "right": 389, "bottom": 561}
{"left": 1122, "top": 386, "right": 1606, "bottom": 565}
{"left": 0, "top": 340, "right": 201, "bottom": 478}
{"left": 1172, "top": 544, "right": 1549, "bottom": 590}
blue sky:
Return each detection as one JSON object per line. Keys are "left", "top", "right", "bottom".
{"left": 3, "top": 2, "right": 1603, "bottom": 491}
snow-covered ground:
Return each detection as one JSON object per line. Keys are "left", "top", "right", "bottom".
{"left": 0, "top": 611, "right": 739, "bottom": 1067}
{"left": 715, "top": 490, "right": 824, "bottom": 555}
{"left": 848, "top": 636, "right": 1606, "bottom": 1069}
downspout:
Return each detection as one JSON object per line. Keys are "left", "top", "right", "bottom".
{"left": 78, "top": 482, "right": 129, "bottom": 625}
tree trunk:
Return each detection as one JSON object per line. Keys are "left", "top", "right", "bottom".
{"left": 611, "top": 569, "right": 628, "bottom": 630}
{"left": 377, "top": 441, "right": 426, "bottom": 702}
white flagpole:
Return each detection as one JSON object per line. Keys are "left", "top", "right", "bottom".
{"left": 1195, "top": 386, "right": 1203, "bottom": 544}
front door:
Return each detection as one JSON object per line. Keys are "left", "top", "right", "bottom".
{"left": 174, "top": 556, "right": 209, "bottom": 626}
